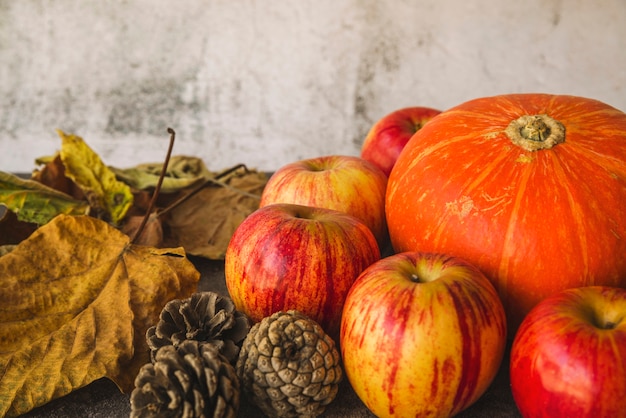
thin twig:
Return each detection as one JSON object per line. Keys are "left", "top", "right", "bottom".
{"left": 155, "top": 163, "right": 260, "bottom": 219}
{"left": 130, "top": 128, "right": 176, "bottom": 244}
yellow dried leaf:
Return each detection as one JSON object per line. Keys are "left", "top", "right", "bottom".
{"left": 0, "top": 214, "right": 199, "bottom": 417}
{"left": 57, "top": 130, "right": 133, "bottom": 224}
{"left": 0, "top": 245, "right": 16, "bottom": 257}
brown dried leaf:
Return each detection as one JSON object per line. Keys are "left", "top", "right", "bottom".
{"left": 163, "top": 169, "right": 267, "bottom": 259}
{"left": 0, "top": 214, "right": 200, "bottom": 417}
{"left": 121, "top": 213, "right": 164, "bottom": 247}
{"left": 32, "top": 154, "right": 85, "bottom": 200}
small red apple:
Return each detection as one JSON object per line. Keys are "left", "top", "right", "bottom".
{"left": 340, "top": 252, "right": 507, "bottom": 417}
{"left": 360, "top": 106, "right": 441, "bottom": 176}
{"left": 259, "top": 155, "right": 388, "bottom": 249}
{"left": 510, "top": 286, "right": 626, "bottom": 418}
{"left": 225, "top": 203, "right": 380, "bottom": 337}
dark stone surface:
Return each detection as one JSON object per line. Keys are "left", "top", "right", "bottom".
{"left": 20, "top": 257, "right": 522, "bottom": 418}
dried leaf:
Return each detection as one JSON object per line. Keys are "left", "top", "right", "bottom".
{"left": 122, "top": 213, "right": 164, "bottom": 247}
{"left": 0, "top": 171, "right": 90, "bottom": 225}
{"left": 0, "top": 245, "right": 16, "bottom": 257}
{"left": 57, "top": 130, "right": 133, "bottom": 224}
{"left": 0, "top": 214, "right": 200, "bottom": 417}
{"left": 32, "top": 154, "right": 85, "bottom": 200}
{"left": 110, "top": 156, "right": 212, "bottom": 193}
{"left": 164, "top": 169, "right": 267, "bottom": 259}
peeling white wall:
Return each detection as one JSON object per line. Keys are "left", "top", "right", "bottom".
{"left": 1, "top": 0, "right": 625, "bottom": 172}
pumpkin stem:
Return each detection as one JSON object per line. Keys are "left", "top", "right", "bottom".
{"left": 505, "top": 114, "right": 565, "bottom": 152}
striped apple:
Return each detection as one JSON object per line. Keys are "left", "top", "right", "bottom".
{"left": 510, "top": 286, "right": 626, "bottom": 418}
{"left": 259, "top": 155, "right": 388, "bottom": 249}
{"left": 225, "top": 203, "right": 380, "bottom": 338}
{"left": 340, "top": 252, "right": 507, "bottom": 418}
{"left": 360, "top": 106, "right": 441, "bottom": 176}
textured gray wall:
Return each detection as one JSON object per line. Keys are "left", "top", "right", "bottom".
{"left": 1, "top": 0, "right": 625, "bottom": 172}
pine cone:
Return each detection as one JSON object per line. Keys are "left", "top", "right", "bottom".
{"left": 236, "top": 310, "right": 342, "bottom": 417}
{"left": 130, "top": 340, "right": 240, "bottom": 418}
{"left": 147, "top": 291, "right": 250, "bottom": 363}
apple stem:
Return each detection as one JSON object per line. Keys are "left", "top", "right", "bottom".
{"left": 589, "top": 308, "right": 623, "bottom": 330}
{"left": 595, "top": 317, "right": 621, "bottom": 330}
{"left": 409, "top": 273, "right": 421, "bottom": 283}
{"left": 505, "top": 114, "right": 566, "bottom": 152}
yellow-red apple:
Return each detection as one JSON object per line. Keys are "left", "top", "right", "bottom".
{"left": 360, "top": 106, "right": 441, "bottom": 176}
{"left": 259, "top": 155, "right": 388, "bottom": 248}
{"left": 510, "top": 286, "right": 626, "bottom": 418}
{"left": 225, "top": 203, "right": 380, "bottom": 338}
{"left": 341, "top": 252, "right": 507, "bottom": 417}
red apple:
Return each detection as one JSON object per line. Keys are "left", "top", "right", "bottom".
{"left": 340, "top": 252, "right": 507, "bottom": 417}
{"left": 225, "top": 203, "right": 380, "bottom": 338}
{"left": 360, "top": 106, "right": 441, "bottom": 176}
{"left": 510, "top": 286, "right": 626, "bottom": 418}
{"left": 259, "top": 155, "right": 388, "bottom": 248}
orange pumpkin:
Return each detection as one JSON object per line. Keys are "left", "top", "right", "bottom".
{"left": 386, "top": 93, "right": 626, "bottom": 331}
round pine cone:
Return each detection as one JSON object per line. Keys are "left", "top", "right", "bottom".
{"left": 236, "top": 310, "right": 342, "bottom": 417}
{"left": 130, "top": 340, "right": 240, "bottom": 418}
{"left": 147, "top": 291, "right": 250, "bottom": 363}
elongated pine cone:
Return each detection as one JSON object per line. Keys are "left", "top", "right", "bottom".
{"left": 236, "top": 310, "right": 342, "bottom": 417}
{"left": 130, "top": 340, "right": 240, "bottom": 418}
{"left": 147, "top": 291, "right": 250, "bottom": 363}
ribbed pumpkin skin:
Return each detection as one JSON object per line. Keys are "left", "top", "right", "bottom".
{"left": 386, "top": 94, "right": 626, "bottom": 331}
